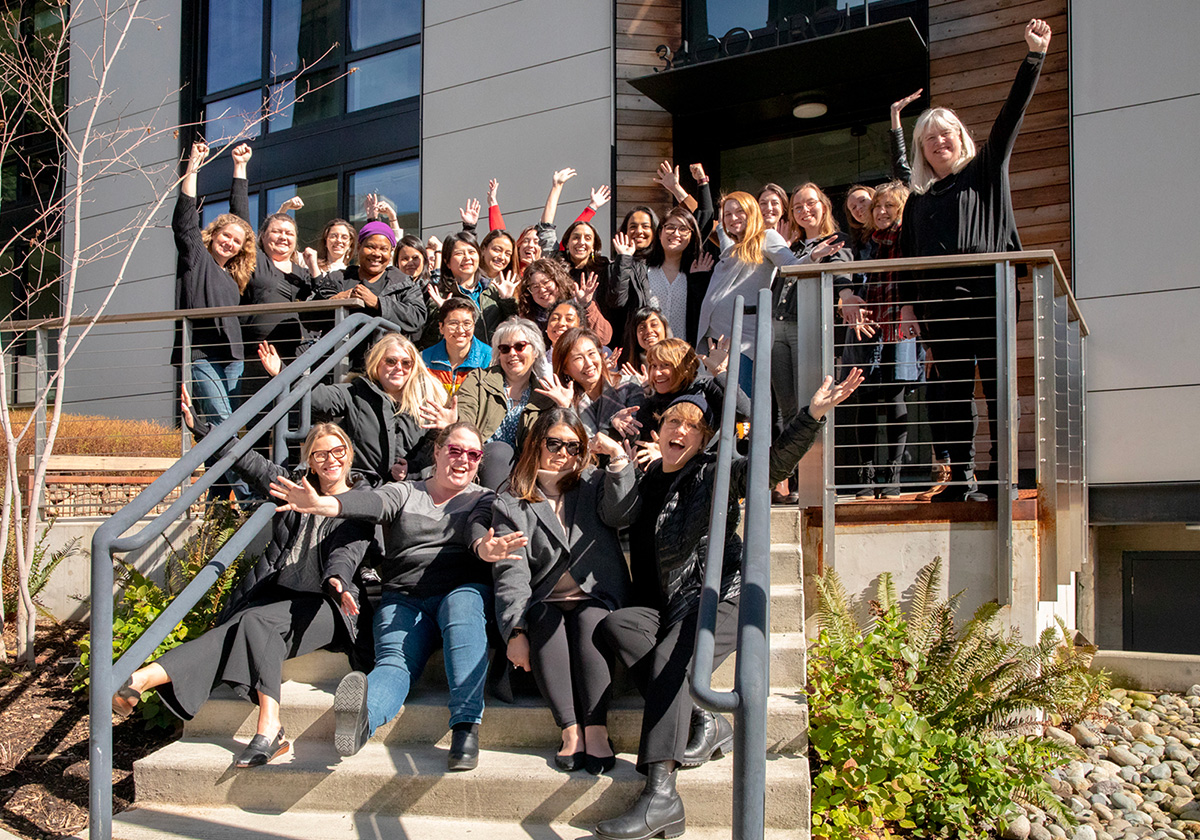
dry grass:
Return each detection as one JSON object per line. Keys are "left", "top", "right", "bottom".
{"left": 3, "top": 410, "right": 181, "bottom": 465}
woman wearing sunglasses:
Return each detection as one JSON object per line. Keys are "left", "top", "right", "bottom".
{"left": 480, "top": 408, "right": 632, "bottom": 775}
{"left": 113, "top": 406, "right": 374, "bottom": 769}
{"left": 423, "top": 318, "right": 557, "bottom": 489}
{"left": 271, "top": 421, "right": 500, "bottom": 771}
{"left": 260, "top": 332, "right": 443, "bottom": 486}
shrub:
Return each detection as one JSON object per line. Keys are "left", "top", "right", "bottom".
{"left": 2, "top": 409, "right": 181, "bottom": 468}
{"left": 1, "top": 523, "right": 82, "bottom": 621}
{"left": 74, "top": 502, "right": 253, "bottom": 729}
{"left": 808, "top": 557, "right": 1108, "bottom": 839}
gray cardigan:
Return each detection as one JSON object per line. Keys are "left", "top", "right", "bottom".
{"left": 490, "top": 463, "right": 637, "bottom": 641}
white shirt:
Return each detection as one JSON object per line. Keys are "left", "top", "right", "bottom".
{"left": 646, "top": 265, "right": 690, "bottom": 340}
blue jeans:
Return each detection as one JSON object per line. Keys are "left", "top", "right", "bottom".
{"left": 190, "top": 358, "right": 249, "bottom": 501}
{"left": 367, "top": 583, "right": 491, "bottom": 735}
{"left": 737, "top": 353, "right": 755, "bottom": 399}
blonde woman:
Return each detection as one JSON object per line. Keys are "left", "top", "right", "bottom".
{"left": 260, "top": 332, "right": 442, "bottom": 485}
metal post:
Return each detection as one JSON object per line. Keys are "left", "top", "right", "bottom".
{"left": 820, "top": 270, "right": 836, "bottom": 574}
{"left": 89, "top": 532, "right": 114, "bottom": 840}
{"left": 994, "top": 261, "right": 1016, "bottom": 606}
{"left": 1033, "top": 263, "right": 1060, "bottom": 600}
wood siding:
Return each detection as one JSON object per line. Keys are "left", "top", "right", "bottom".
{"left": 615, "top": 0, "right": 680, "bottom": 220}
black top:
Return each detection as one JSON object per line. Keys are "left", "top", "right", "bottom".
{"left": 627, "top": 464, "right": 674, "bottom": 610}
{"left": 173, "top": 193, "right": 244, "bottom": 362}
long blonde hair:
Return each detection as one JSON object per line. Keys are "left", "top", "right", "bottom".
{"left": 201, "top": 213, "right": 256, "bottom": 292}
{"left": 721, "top": 191, "right": 766, "bottom": 265}
{"left": 910, "top": 107, "right": 977, "bottom": 194}
{"left": 362, "top": 333, "right": 443, "bottom": 421}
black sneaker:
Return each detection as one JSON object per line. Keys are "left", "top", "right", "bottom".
{"left": 333, "top": 671, "right": 369, "bottom": 757}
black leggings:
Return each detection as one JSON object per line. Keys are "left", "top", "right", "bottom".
{"left": 599, "top": 598, "right": 739, "bottom": 770}
{"left": 526, "top": 598, "right": 614, "bottom": 730}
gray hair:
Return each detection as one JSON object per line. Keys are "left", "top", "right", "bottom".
{"left": 491, "top": 316, "right": 551, "bottom": 382}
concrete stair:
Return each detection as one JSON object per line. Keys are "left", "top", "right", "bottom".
{"left": 109, "top": 506, "right": 811, "bottom": 840}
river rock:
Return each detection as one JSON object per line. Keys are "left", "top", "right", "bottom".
{"left": 1072, "top": 827, "right": 1097, "bottom": 840}
{"left": 1110, "top": 746, "right": 1144, "bottom": 767}
{"left": 1074, "top": 724, "right": 1104, "bottom": 747}
{"left": 1003, "top": 814, "right": 1032, "bottom": 840}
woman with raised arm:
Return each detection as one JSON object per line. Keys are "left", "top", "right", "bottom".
{"left": 270, "top": 422, "right": 498, "bottom": 771}
{"left": 516, "top": 258, "right": 611, "bottom": 346}
{"left": 541, "top": 327, "right": 643, "bottom": 439}
{"left": 430, "top": 231, "right": 518, "bottom": 344}
{"left": 628, "top": 336, "right": 748, "bottom": 445}
{"left": 592, "top": 370, "right": 862, "bottom": 840}
{"left": 259, "top": 332, "right": 441, "bottom": 486}
{"left": 302, "top": 218, "right": 356, "bottom": 278}
{"left": 481, "top": 409, "right": 633, "bottom": 774}
{"left": 173, "top": 140, "right": 257, "bottom": 500}
{"left": 653, "top": 161, "right": 716, "bottom": 238}
{"left": 113, "top": 406, "right": 375, "bottom": 768}
{"left": 900, "top": 19, "right": 1052, "bottom": 501}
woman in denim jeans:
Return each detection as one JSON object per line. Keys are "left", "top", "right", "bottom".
{"left": 271, "top": 421, "right": 505, "bottom": 771}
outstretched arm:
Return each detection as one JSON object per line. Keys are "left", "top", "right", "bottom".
{"left": 541, "top": 167, "right": 576, "bottom": 225}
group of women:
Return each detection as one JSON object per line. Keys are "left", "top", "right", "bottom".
{"left": 138, "top": 19, "right": 1050, "bottom": 840}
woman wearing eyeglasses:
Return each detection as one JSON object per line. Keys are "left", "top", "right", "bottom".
{"left": 271, "top": 421, "right": 499, "bottom": 772}
{"left": 479, "top": 408, "right": 632, "bottom": 775}
{"left": 113, "top": 409, "right": 375, "bottom": 769}
{"left": 516, "top": 258, "right": 612, "bottom": 347}
{"left": 422, "top": 318, "right": 557, "bottom": 490}
{"left": 259, "top": 332, "right": 443, "bottom": 486}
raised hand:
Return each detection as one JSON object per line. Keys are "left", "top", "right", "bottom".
{"left": 419, "top": 394, "right": 458, "bottom": 430}
{"left": 1024, "top": 17, "right": 1051, "bottom": 52}
{"left": 574, "top": 271, "right": 599, "bottom": 305}
{"left": 535, "top": 374, "right": 575, "bottom": 408}
{"left": 891, "top": 89, "right": 924, "bottom": 127}
{"left": 426, "top": 235, "right": 443, "bottom": 270}
{"left": 612, "top": 232, "right": 635, "bottom": 257}
{"left": 476, "top": 527, "right": 529, "bottom": 563}
{"left": 603, "top": 347, "right": 624, "bottom": 380}
{"left": 258, "top": 341, "right": 283, "bottom": 377}
{"left": 364, "top": 192, "right": 379, "bottom": 219}
{"left": 327, "top": 576, "right": 359, "bottom": 617}
{"left": 278, "top": 195, "right": 303, "bottom": 213}
{"left": 609, "top": 405, "right": 643, "bottom": 439}
{"left": 653, "top": 161, "right": 682, "bottom": 194}
{"left": 808, "top": 368, "right": 865, "bottom": 421}
{"left": 375, "top": 198, "right": 397, "bottom": 222}
{"left": 426, "top": 283, "right": 447, "bottom": 308}
{"left": 269, "top": 474, "right": 337, "bottom": 515}
{"left": 592, "top": 431, "right": 630, "bottom": 461}
{"left": 700, "top": 334, "right": 730, "bottom": 376}
{"left": 621, "top": 362, "right": 648, "bottom": 388}
{"left": 688, "top": 163, "right": 707, "bottom": 183}
{"left": 302, "top": 246, "right": 320, "bottom": 276}
{"left": 552, "top": 167, "right": 577, "bottom": 187}
{"left": 486, "top": 178, "right": 499, "bottom": 206}
{"left": 180, "top": 385, "right": 195, "bottom": 430}
{"left": 492, "top": 270, "right": 518, "bottom": 300}
{"left": 589, "top": 185, "right": 612, "bottom": 210}
{"left": 810, "top": 234, "right": 842, "bottom": 262}
{"left": 635, "top": 432, "right": 661, "bottom": 468}
{"left": 459, "top": 198, "right": 481, "bottom": 226}
{"left": 187, "top": 141, "right": 210, "bottom": 172}
{"left": 230, "top": 143, "right": 252, "bottom": 167}
{"left": 691, "top": 251, "right": 715, "bottom": 273}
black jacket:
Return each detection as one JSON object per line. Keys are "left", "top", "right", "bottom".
{"left": 312, "top": 264, "right": 429, "bottom": 359}
{"left": 173, "top": 193, "right": 243, "bottom": 363}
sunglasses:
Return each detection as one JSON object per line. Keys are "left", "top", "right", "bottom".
{"left": 498, "top": 341, "right": 530, "bottom": 355}
{"left": 444, "top": 444, "right": 484, "bottom": 464}
{"left": 381, "top": 356, "right": 414, "bottom": 371}
{"left": 544, "top": 437, "right": 581, "bottom": 456}
{"left": 310, "top": 445, "right": 348, "bottom": 464}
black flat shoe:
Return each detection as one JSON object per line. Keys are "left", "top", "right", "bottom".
{"left": 447, "top": 725, "right": 479, "bottom": 771}
{"left": 333, "top": 671, "right": 370, "bottom": 757}
{"left": 585, "top": 738, "right": 617, "bottom": 776}
{"left": 234, "top": 728, "right": 290, "bottom": 768}
{"left": 554, "top": 751, "right": 585, "bottom": 772}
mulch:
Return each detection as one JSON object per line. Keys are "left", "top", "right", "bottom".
{"left": 0, "top": 622, "right": 177, "bottom": 840}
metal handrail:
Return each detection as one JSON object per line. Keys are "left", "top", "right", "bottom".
{"left": 88, "top": 310, "right": 401, "bottom": 840}
{"left": 0, "top": 298, "right": 365, "bottom": 333}
{"left": 690, "top": 288, "right": 774, "bottom": 839}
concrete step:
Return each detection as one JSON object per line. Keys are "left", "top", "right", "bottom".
{"left": 768, "top": 505, "right": 801, "bottom": 544}
{"left": 771, "top": 541, "right": 803, "bottom": 586}
{"left": 186, "top": 684, "right": 808, "bottom": 755}
{"left": 132, "top": 740, "right": 810, "bottom": 829}
{"left": 107, "top": 805, "right": 808, "bottom": 840}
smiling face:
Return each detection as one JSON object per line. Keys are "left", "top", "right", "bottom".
{"left": 516, "top": 229, "right": 541, "bottom": 264}
{"left": 921, "top": 124, "right": 963, "bottom": 180}
{"left": 396, "top": 244, "right": 424, "bottom": 277}
{"left": 625, "top": 211, "right": 654, "bottom": 251}
{"left": 659, "top": 218, "right": 692, "bottom": 256}
{"left": 433, "top": 427, "right": 484, "bottom": 492}
{"left": 527, "top": 271, "right": 559, "bottom": 309}
{"left": 448, "top": 241, "right": 479, "bottom": 282}
{"left": 546, "top": 303, "right": 580, "bottom": 345}
{"left": 564, "top": 337, "right": 604, "bottom": 392}
{"left": 792, "top": 188, "right": 826, "bottom": 239}
{"left": 872, "top": 194, "right": 904, "bottom": 231}
{"left": 358, "top": 234, "right": 393, "bottom": 280}
{"left": 721, "top": 199, "right": 748, "bottom": 240}
{"left": 263, "top": 218, "right": 297, "bottom": 261}
{"left": 566, "top": 225, "right": 595, "bottom": 266}
{"left": 307, "top": 432, "right": 351, "bottom": 491}
{"left": 374, "top": 343, "right": 414, "bottom": 396}
{"left": 539, "top": 422, "right": 582, "bottom": 472}
{"left": 325, "top": 224, "right": 354, "bottom": 261}
{"left": 439, "top": 308, "right": 475, "bottom": 354}
{"left": 647, "top": 360, "right": 677, "bottom": 395}
{"left": 210, "top": 222, "right": 246, "bottom": 267}
{"left": 846, "top": 189, "right": 873, "bottom": 226}
{"left": 659, "top": 412, "right": 706, "bottom": 472}
{"left": 636, "top": 313, "right": 667, "bottom": 351}
{"left": 483, "top": 236, "right": 514, "bottom": 277}
{"left": 498, "top": 334, "right": 537, "bottom": 380}
{"left": 758, "top": 191, "right": 784, "bottom": 231}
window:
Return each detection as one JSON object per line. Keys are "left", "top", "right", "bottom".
{"left": 349, "top": 159, "right": 419, "bottom": 233}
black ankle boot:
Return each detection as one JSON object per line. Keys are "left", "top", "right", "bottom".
{"left": 595, "top": 761, "right": 685, "bottom": 840}
{"left": 447, "top": 722, "right": 479, "bottom": 771}
{"left": 681, "top": 707, "right": 733, "bottom": 768}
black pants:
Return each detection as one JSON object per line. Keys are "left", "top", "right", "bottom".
{"left": 526, "top": 598, "right": 614, "bottom": 730}
{"left": 599, "top": 597, "right": 739, "bottom": 770}
{"left": 156, "top": 588, "right": 341, "bottom": 720}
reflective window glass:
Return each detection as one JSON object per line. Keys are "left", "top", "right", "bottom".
{"left": 201, "top": 195, "right": 260, "bottom": 229}
{"left": 347, "top": 46, "right": 420, "bottom": 112}
{"left": 349, "top": 0, "right": 420, "bottom": 50}
{"left": 206, "top": 0, "right": 263, "bottom": 93}
{"left": 268, "top": 67, "right": 340, "bottom": 132}
{"left": 268, "top": 179, "right": 338, "bottom": 245}
{"left": 700, "top": 0, "right": 769, "bottom": 37}
{"left": 270, "top": 0, "right": 342, "bottom": 77}
{"left": 349, "top": 159, "right": 419, "bottom": 233}
{"left": 205, "top": 90, "right": 263, "bottom": 143}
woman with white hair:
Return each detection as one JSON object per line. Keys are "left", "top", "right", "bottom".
{"left": 900, "top": 18, "right": 1052, "bottom": 501}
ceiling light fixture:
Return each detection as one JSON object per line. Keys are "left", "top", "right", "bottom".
{"left": 792, "top": 100, "right": 827, "bottom": 119}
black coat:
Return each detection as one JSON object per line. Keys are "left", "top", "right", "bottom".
{"left": 312, "top": 265, "right": 429, "bottom": 367}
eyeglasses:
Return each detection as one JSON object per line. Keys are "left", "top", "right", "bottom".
{"left": 310, "top": 445, "right": 348, "bottom": 464}
{"left": 544, "top": 437, "right": 581, "bottom": 456}
{"left": 443, "top": 320, "right": 474, "bottom": 333}
{"left": 527, "top": 277, "right": 557, "bottom": 291}
{"left": 498, "top": 341, "right": 530, "bottom": 355}
{"left": 661, "top": 224, "right": 691, "bottom": 236}
{"left": 381, "top": 356, "right": 414, "bottom": 371}
{"left": 444, "top": 444, "right": 483, "bottom": 464}
{"left": 797, "top": 199, "right": 821, "bottom": 211}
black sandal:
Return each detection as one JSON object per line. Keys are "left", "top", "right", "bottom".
{"left": 234, "top": 728, "right": 291, "bottom": 768}
{"left": 112, "top": 676, "right": 140, "bottom": 719}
